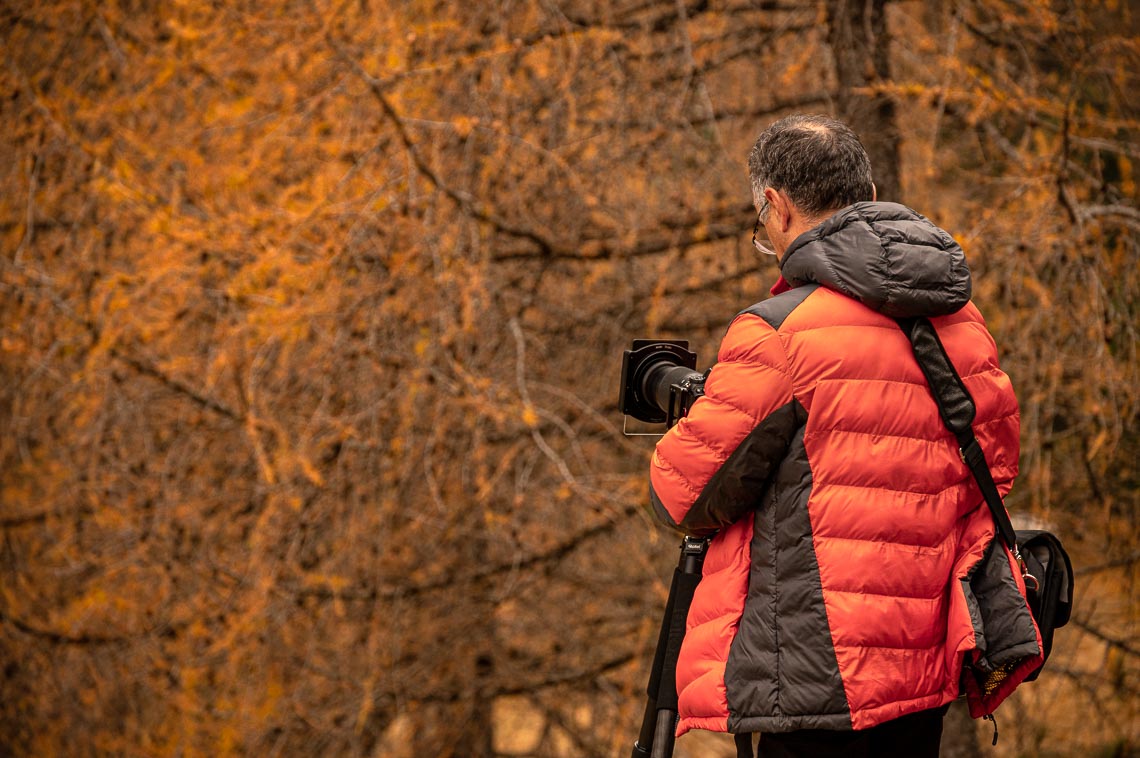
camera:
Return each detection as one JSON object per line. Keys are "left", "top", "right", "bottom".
{"left": 618, "top": 340, "right": 708, "bottom": 429}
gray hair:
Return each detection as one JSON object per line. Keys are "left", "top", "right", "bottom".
{"left": 747, "top": 114, "right": 874, "bottom": 219}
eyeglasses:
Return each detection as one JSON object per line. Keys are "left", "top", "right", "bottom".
{"left": 752, "top": 199, "right": 776, "bottom": 256}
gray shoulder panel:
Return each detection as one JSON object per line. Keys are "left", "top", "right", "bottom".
{"left": 739, "top": 284, "right": 820, "bottom": 330}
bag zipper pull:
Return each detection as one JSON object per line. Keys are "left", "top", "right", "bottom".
{"left": 983, "top": 713, "right": 999, "bottom": 745}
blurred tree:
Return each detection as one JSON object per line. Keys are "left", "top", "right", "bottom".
{"left": 825, "top": 0, "right": 902, "bottom": 201}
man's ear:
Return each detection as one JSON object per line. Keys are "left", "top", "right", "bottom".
{"left": 765, "top": 187, "right": 792, "bottom": 232}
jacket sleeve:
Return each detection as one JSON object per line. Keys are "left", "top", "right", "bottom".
{"left": 649, "top": 312, "right": 799, "bottom": 535}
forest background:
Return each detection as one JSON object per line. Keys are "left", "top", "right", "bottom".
{"left": 2, "top": 1, "right": 1137, "bottom": 756}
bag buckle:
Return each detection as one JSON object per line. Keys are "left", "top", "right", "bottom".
{"left": 1013, "top": 546, "right": 1040, "bottom": 591}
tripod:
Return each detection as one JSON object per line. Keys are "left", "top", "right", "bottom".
{"left": 631, "top": 536, "right": 708, "bottom": 758}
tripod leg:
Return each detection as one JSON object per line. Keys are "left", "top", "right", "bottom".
{"left": 631, "top": 537, "right": 708, "bottom": 758}
{"left": 631, "top": 700, "right": 657, "bottom": 758}
{"left": 651, "top": 710, "right": 678, "bottom": 758}
{"left": 631, "top": 567, "right": 678, "bottom": 758}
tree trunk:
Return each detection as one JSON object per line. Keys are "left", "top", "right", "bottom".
{"left": 825, "top": 0, "right": 903, "bottom": 203}
{"left": 454, "top": 653, "right": 496, "bottom": 758}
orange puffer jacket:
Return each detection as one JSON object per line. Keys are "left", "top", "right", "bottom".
{"left": 650, "top": 202, "right": 1042, "bottom": 737}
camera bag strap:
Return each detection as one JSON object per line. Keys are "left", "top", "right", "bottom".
{"left": 896, "top": 316, "right": 1074, "bottom": 686}
{"left": 894, "top": 317, "right": 1021, "bottom": 560}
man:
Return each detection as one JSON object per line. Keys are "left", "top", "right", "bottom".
{"left": 649, "top": 115, "right": 1042, "bottom": 757}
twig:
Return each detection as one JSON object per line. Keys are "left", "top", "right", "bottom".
{"left": 1071, "top": 617, "right": 1140, "bottom": 659}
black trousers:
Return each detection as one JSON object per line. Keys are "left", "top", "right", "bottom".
{"left": 754, "top": 705, "right": 950, "bottom": 758}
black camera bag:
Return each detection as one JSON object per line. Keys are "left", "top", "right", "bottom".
{"left": 1017, "top": 529, "right": 1074, "bottom": 680}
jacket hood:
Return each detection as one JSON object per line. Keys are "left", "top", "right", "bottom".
{"left": 778, "top": 201, "right": 972, "bottom": 318}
